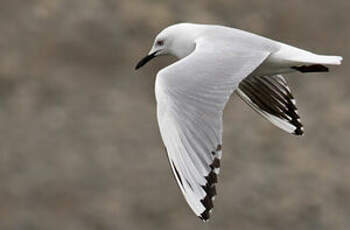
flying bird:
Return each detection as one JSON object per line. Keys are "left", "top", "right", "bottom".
{"left": 135, "top": 23, "right": 342, "bottom": 221}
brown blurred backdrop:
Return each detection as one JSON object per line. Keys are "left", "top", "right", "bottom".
{"left": 0, "top": 0, "right": 349, "bottom": 229}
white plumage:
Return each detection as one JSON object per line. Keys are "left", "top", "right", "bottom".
{"left": 135, "top": 23, "right": 342, "bottom": 221}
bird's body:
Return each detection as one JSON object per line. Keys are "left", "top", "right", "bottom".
{"left": 153, "top": 23, "right": 341, "bottom": 74}
{"left": 135, "top": 23, "right": 342, "bottom": 221}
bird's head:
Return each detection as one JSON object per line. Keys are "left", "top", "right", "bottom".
{"left": 135, "top": 23, "right": 199, "bottom": 70}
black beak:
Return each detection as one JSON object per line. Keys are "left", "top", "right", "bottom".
{"left": 135, "top": 51, "right": 158, "bottom": 70}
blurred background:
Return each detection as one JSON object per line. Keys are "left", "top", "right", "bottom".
{"left": 0, "top": 0, "right": 349, "bottom": 229}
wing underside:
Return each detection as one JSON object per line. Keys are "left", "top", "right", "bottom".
{"left": 156, "top": 39, "right": 270, "bottom": 221}
{"left": 237, "top": 74, "right": 303, "bottom": 135}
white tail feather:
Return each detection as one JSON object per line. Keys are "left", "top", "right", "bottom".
{"left": 272, "top": 44, "right": 343, "bottom": 66}
{"left": 297, "top": 54, "right": 342, "bottom": 65}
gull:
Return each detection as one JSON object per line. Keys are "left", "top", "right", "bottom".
{"left": 135, "top": 23, "right": 342, "bottom": 221}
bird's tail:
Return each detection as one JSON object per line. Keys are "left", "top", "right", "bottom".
{"left": 307, "top": 55, "right": 343, "bottom": 65}
{"left": 292, "top": 54, "right": 342, "bottom": 66}
{"left": 291, "top": 55, "right": 342, "bottom": 73}
{"left": 271, "top": 44, "right": 343, "bottom": 73}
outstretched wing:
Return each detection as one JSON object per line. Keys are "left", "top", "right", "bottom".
{"left": 237, "top": 74, "right": 303, "bottom": 135}
{"left": 155, "top": 39, "right": 270, "bottom": 221}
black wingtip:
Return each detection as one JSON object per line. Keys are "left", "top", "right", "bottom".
{"left": 292, "top": 64, "right": 329, "bottom": 73}
{"left": 199, "top": 210, "right": 210, "bottom": 222}
{"left": 198, "top": 144, "right": 222, "bottom": 223}
{"left": 294, "top": 127, "right": 304, "bottom": 136}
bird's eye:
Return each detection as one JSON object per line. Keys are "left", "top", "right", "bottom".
{"left": 156, "top": 40, "right": 164, "bottom": 46}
